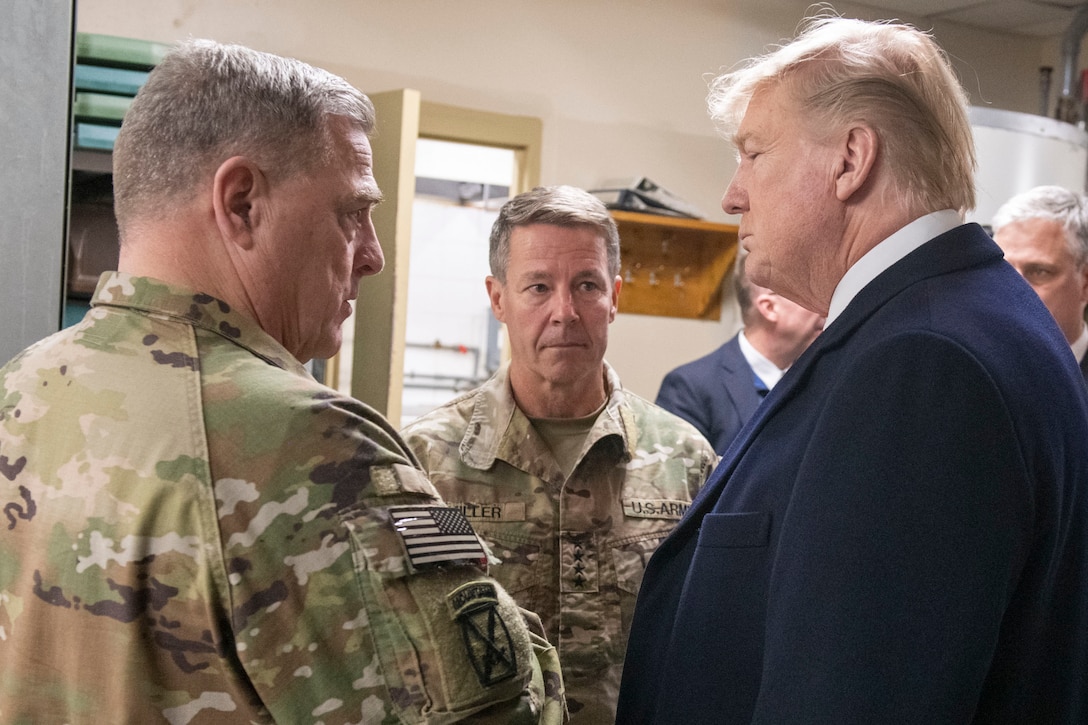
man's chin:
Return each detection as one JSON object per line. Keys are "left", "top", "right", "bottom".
{"left": 540, "top": 357, "right": 601, "bottom": 381}
{"left": 309, "top": 333, "right": 342, "bottom": 367}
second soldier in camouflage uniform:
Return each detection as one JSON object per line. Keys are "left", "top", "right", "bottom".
{"left": 0, "top": 39, "right": 564, "bottom": 724}
{"left": 401, "top": 186, "right": 716, "bottom": 723}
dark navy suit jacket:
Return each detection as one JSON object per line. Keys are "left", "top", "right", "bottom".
{"left": 617, "top": 224, "right": 1088, "bottom": 724}
{"left": 654, "top": 335, "right": 762, "bottom": 455}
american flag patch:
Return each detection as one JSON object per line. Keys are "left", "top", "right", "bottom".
{"left": 390, "top": 506, "right": 488, "bottom": 569}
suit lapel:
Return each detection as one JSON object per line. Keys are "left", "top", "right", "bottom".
{"left": 719, "top": 335, "right": 762, "bottom": 421}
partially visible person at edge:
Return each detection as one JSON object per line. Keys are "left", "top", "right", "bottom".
{"left": 655, "top": 251, "right": 823, "bottom": 454}
{"left": 617, "top": 14, "right": 1088, "bottom": 724}
{"left": 400, "top": 185, "right": 717, "bottom": 723}
{"left": 992, "top": 184, "right": 1088, "bottom": 383}
{"left": 0, "top": 38, "right": 566, "bottom": 724}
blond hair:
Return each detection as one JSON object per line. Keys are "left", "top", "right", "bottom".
{"left": 708, "top": 14, "right": 976, "bottom": 215}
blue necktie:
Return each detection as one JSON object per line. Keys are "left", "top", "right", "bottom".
{"left": 753, "top": 373, "right": 770, "bottom": 399}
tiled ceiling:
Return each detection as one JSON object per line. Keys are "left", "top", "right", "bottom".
{"left": 853, "top": 0, "right": 1087, "bottom": 37}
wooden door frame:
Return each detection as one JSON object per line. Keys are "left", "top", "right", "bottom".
{"left": 328, "top": 93, "right": 542, "bottom": 423}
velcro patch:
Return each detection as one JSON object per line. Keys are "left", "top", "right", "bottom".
{"left": 561, "top": 531, "right": 598, "bottom": 593}
{"left": 371, "top": 467, "right": 400, "bottom": 495}
{"left": 622, "top": 498, "right": 690, "bottom": 520}
{"left": 390, "top": 506, "right": 488, "bottom": 569}
{"left": 447, "top": 581, "right": 518, "bottom": 686}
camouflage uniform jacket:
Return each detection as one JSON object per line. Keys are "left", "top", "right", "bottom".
{"left": 401, "top": 363, "right": 716, "bottom": 723}
{"left": 0, "top": 272, "right": 566, "bottom": 725}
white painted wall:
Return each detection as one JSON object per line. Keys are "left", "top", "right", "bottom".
{"left": 75, "top": 0, "right": 1059, "bottom": 398}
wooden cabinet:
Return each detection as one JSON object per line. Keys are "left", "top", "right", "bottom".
{"left": 612, "top": 210, "right": 738, "bottom": 320}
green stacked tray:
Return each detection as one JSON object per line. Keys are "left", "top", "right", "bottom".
{"left": 75, "top": 33, "right": 170, "bottom": 70}
{"left": 73, "top": 91, "right": 132, "bottom": 125}
{"left": 73, "top": 64, "right": 149, "bottom": 96}
{"left": 72, "top": 33, "right": 168, "bottom": 151}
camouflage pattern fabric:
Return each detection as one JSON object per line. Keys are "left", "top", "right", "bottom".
{"left": 401, "top": 363, "right": 716, "bottom": 723}
{"left": 0, "top": 272, "right": 566, "bottom": 725}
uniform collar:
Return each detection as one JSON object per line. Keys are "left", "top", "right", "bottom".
{"left": 91, "top": 271, "right": 310, "bottom": 378}
{"left": 458, "top": 360, "right": 632, "bottom": 472}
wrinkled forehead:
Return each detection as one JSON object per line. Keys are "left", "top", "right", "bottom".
{"left": 325, "top": 115, "right": 373, "bottom": 159}
{"left": 508, "top": 224, "right": 610, "bottom": 268}
{"left": 332, "top": 118, "right": 381, "bottom": 181}
{"left": 730, "top": 82, "right": 795, "bottom": 146}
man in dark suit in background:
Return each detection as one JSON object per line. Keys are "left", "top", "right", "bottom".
{"left": 618, "top": 14, "right": 1088, "bottom": 724}
{"left": 992, "top": 185, "right": 1088, "bottom": 383}
{"left": 655, "top": 253, "right": 823, "bottom": 453}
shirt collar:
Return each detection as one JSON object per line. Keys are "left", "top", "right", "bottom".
{"left": 460, "top": 360, "right": 631, "bottom": 470}
{"left": 738, "top": 329, "right": 786, "bottom": 389}
{"left": 826, "top": 210, "right": 962, "bottom": 327}
{"left": 1072, "top": 323, "right": 1088, "bottom": 363}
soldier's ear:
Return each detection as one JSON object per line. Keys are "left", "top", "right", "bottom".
{"left": 212, "top": 156, "right": 266, "bottom": 250}
{"left": 609, "top": 275, "right": 622, "bottom": 322}
{"left": 486, "top": 276, "right": 507, "bottom": 322}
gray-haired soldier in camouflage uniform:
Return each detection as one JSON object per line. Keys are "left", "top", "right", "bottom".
{"left": 0, "top": 39, "right": 565, "bottom": 724}
{"left": 401, "top": 186, "right": 717, "bottom": 723}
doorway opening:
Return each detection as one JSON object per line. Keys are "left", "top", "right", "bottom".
{"left": 399, "top": 139, "right": 515, "bottom": 427}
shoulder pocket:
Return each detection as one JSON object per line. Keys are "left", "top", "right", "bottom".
{"left": 342, "top": 500, "right": 537, "bottom": 722}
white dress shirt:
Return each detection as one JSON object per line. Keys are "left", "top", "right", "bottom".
{"left": 1071, "top": 324, "right": 1088, "bottom": 364}
{"left": 825, "top": 210, "right": 962, "bottom": 328}
{"left": 738, "top": 330, "right": 786, "bottom": 390}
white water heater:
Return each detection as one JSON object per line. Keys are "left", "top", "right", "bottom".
{"left": 968, "top": 106, "right": 1088, "bottom": 227}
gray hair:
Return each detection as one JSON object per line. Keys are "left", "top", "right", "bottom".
{"left": 707, "top": 14, "right": 976, "bottom": 215}
{"left": 992, "top": 185, "right": 1088, "bottom": 268}
{"left": 489, "top": 185, "right": 621, "bottom": 282}
{"left": 112, "top": 38, "right": 375, "bottom": 234}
